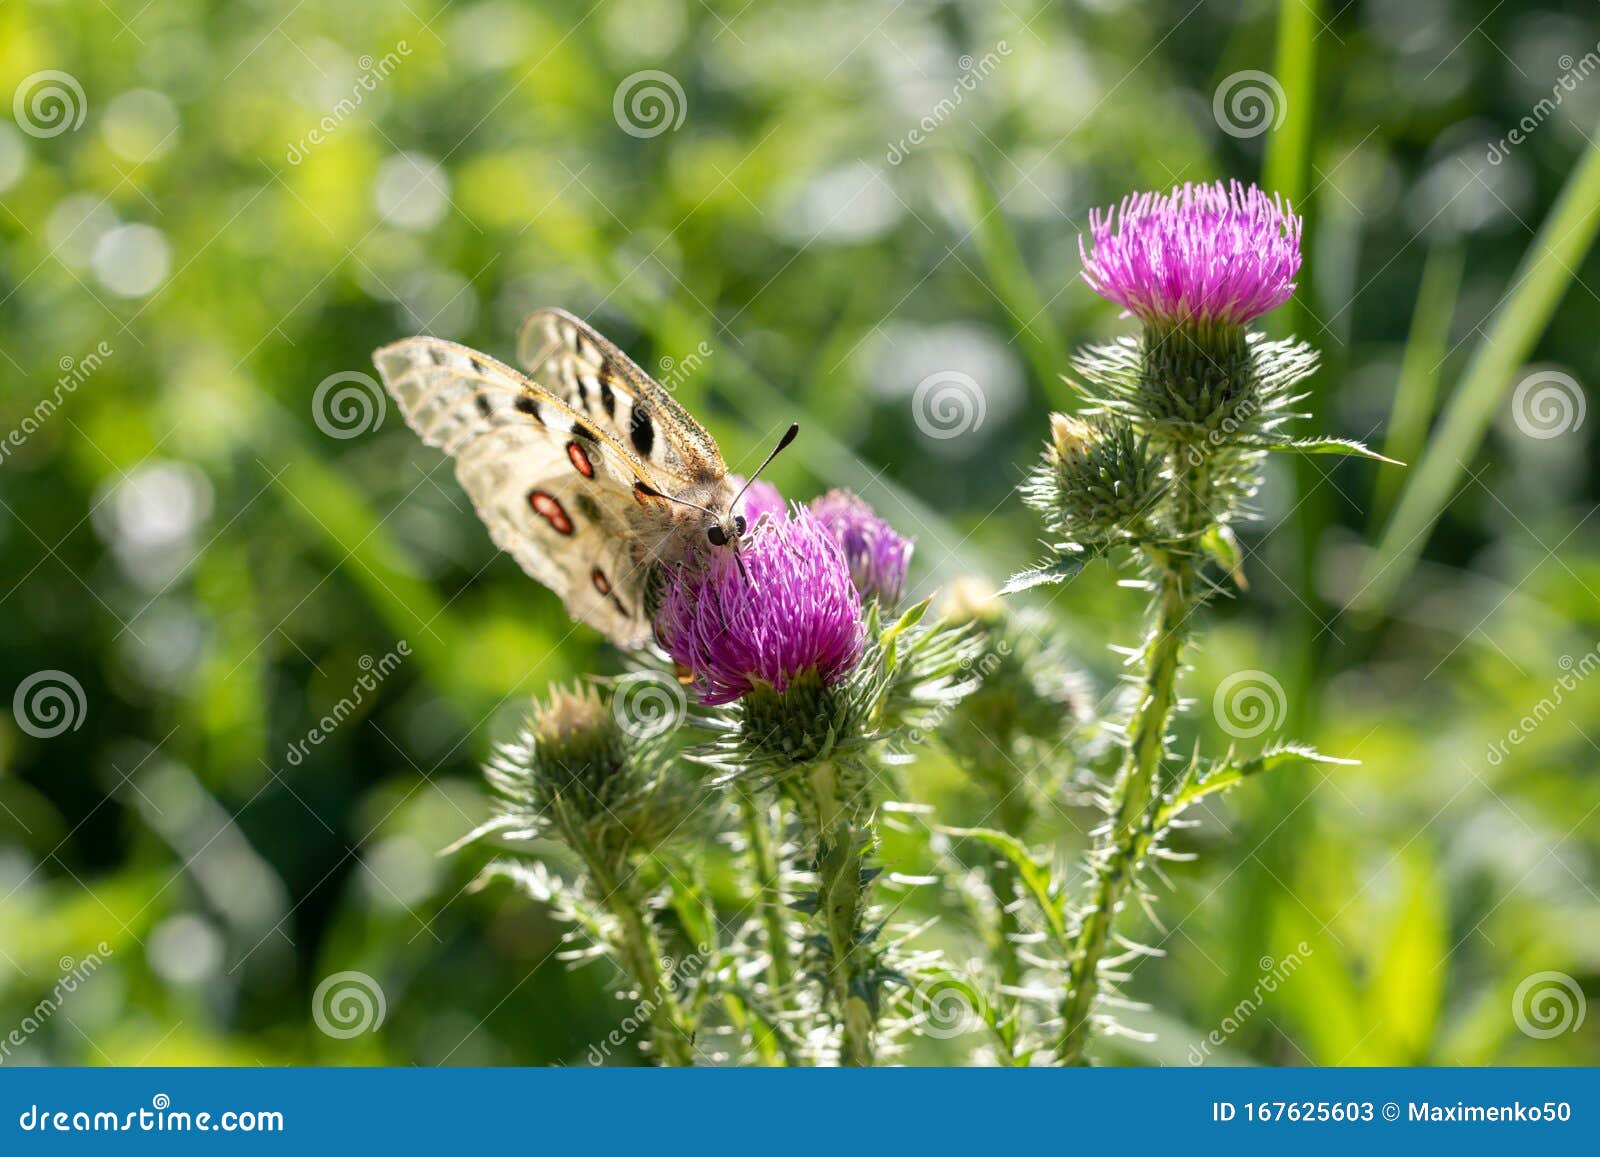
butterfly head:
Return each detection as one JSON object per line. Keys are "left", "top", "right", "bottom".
{"left": 704, "top": 514, "right": 748, "bottom": 549}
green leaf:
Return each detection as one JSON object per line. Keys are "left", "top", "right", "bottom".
{"left": 999, "top": 554, "right": 1084, "bottom": 596}
{"left": 1161, "top": 744, "right": 1357, "bottom": 825}
{"left": 1260, "top": 437, "right": 1403, "bottom": 465}
{"left": 938, "top": 825, "right": 1068, "bottom": 944}
{"left": 937, "top": 154, "right": 1073, "bottom": 410}
{"left": 441, "top": 813, "right": 533, "bottom": 855}
{"left": 1200, "top": 525, "right": 1247, "bottom": 588}
{"left": 881, "top": 596, "right": 931, "bottom": 645}
{"left": 1373, "top": 244, "right": 1463, "bottom": 520}
{"left": 1368, "top": 848, "right": 1448, "bottom": 1063}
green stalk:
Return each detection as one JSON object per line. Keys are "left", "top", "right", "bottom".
{"left": 1358, "top": 123, "right": 1600, "bottom": 615}
{"left": 1372, "top": 244, "right": 1463, "bottom": 520}
{"left": 984, "top": 791, "right": 1033, "bottom": 1058}
{"left": 1056, "top": 552, "right": 1191, "bottom": 1064}
{"left": 738, "top": 788, "right": 794, "bottom": 1064}
{"left": 591, "top": 862, "right": 696, "bottom": 1067}
{"left": 807, "top": 760, "right": 877, "bottom": 1067}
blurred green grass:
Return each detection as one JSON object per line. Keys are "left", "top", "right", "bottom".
{"left": 1, "top": 0, "right": 1597, "bottom": 1066}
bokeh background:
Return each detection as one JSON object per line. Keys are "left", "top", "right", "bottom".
{"left": 2, "top": 0, "right": 1597, "bottom": 1066}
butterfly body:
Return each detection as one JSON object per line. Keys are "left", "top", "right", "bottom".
{"left": 373, "top": 309, "right": 738, "bottom": 648}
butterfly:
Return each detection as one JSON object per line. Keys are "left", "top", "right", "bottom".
{"left": 373, "top": 308, "right": 795, "bottom": 648}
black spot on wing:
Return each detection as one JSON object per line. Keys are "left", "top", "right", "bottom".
{"left": 474, "top": 393, "right": 493, "bottom": 419}
{"left": 513, "top": 394, "right": 542, "bottom": 423}
{"left": 630, "top": 405, "right": 655, "bottom": 459}
{"left": 572, "top": 422, "right": 597, "bottom": 443}
{"left": 599, "top": 378, "right": 616, "bottom": 418}
{"left": 469, "top": 356, "right": 486, "bottom": 375}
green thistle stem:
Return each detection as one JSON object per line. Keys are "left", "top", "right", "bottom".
{"left": 591, "top": 861, "right": 697, "bottom": 1067}
{"left": 985, "top": 791, "right": 1033, "bottom": 1056}
{"left": 738, "top": 788, "right": 794, "bottom": 1064}
{"left": 1057, "top": 549, "right": 1194, "bottom": 1064}
{"left": 808, "top": 760, "right": 877, "bottom": 1067}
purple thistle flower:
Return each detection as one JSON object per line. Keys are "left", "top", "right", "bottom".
{"left": 732, "top": 476, "right": 786, "bottom": 528}
{"left": 808, "top": 489, "right": 913, "bottom": 605}
{"left": 1078, "top": 180, "right": 1302, "bottom": 327}
{"left": 655, "top": 509, "right": 865, "bottom": 706}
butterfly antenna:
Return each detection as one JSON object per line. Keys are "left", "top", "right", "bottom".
{"left": 633, "top": 481, "right": 718, "bottom": 518}
{"left": 730, "top": 423, "right": 799, "bottom": 510}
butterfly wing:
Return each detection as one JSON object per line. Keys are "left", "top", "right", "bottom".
{"left": 372, "top": 337, "right": 658, "bottom": 647}
{"left": 515, "top": 308, "right": 727, "bottom": 486}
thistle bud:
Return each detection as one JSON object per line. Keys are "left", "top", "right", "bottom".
{"left": 1024, "top": 414, "right": 1165, "bottom": 548}
{"left": 488, "top": 683, "right": 692, "bottom": 868}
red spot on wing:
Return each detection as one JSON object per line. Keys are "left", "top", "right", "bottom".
{"left": 566, "top": 440, "right": 595, "bottom": 478}
{"left": 527, "top": 489, "right": 574, "bottom": 535}
{"left": 590, "top": 567, "right": 611, "bottom": 595}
